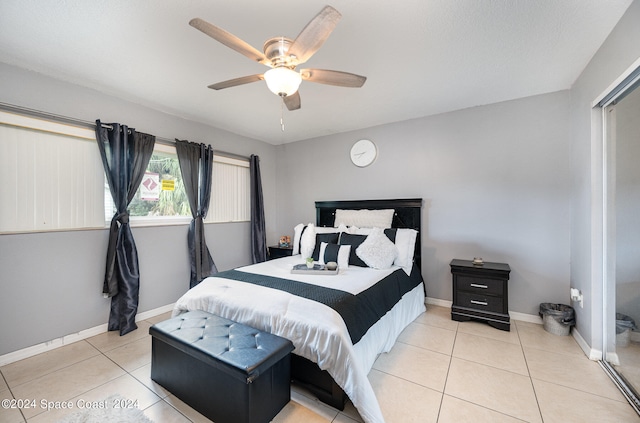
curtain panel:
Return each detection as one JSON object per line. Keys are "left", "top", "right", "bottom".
{"left": 250, "top": 154, "right": 267, "bottom": 263}
{"left": 175, "top": 139, "right": 218, "bottom": 288}
{"left": 95, "top": 120, "right": 155, "bottom": 335}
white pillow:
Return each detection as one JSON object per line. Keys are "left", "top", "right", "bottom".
{"left": 356, "top": 227, "right": 398, "bottom": 270}
{"left": 351, "top": 226, "right": 372, "bottom": 235}
{"left": 394, "top": 228, "right": 418, "bottom": 274}
{"left": 300, "top": 223, "right": 316, "bottom": 259}
{"left": 337, "top": 245, "right": 351, "bottom": 269}
{"left": 334, "top": 209, "right": 394, "bottom": 228}
{"left": 318, "top": 242, "right": 351, "bottom": 269}
{"left": 315, "top": 226, "right": 342, "bottom": 234}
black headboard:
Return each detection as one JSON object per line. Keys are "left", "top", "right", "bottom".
{"left": 315, "top": 198, "right": 423, "bottom": 270}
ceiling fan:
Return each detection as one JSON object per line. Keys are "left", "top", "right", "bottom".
{"left": 189, "top": 5, "right": 366, "bottom": 111}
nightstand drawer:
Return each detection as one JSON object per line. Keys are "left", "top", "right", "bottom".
{"left": 456, "top": 275, "right": 504, "bottom": 296}
{"left": 268, "top": 246, "right": 293, "bottom": 260}
{"left": 457, "top": 291, "right": 504, "bottom": 313}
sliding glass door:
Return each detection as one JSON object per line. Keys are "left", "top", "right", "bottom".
{"left": 602, "top": 71, "right": 640, "bottom": 413}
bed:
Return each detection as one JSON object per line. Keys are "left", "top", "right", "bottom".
{"left": 172, "top": 198, "right": 425, "bottom": 423}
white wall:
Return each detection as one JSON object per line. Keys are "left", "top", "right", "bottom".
{"left": 569, "top": 0, "right": 640, "bottom": 349}
{"left": 275, "top": 91, "right": 572, "bottom": 315}
{"left": 0, "top": 63, "right": 276, "bottom": 356}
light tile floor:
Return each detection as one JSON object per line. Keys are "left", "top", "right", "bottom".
{"left": 1, "top": 305, "right": 639, "bottom": 423}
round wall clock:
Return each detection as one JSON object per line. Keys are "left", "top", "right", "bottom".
{"left": 350, "top": 139, "right": 377, "bottom": 167}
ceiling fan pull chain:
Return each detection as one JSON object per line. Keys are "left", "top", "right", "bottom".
{"left": 280, "top": 96, "right": 286, "bottom": 131}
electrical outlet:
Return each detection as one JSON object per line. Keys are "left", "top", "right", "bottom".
{"left": 570, "top": 288, "right": 583, "bottom": 308}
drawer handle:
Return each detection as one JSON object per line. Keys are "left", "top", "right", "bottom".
{"left": 470, "top": 283, "right": 488, "bottom": 289}
{"left": 470, "top": 300, "right": 488, "bottom": 306}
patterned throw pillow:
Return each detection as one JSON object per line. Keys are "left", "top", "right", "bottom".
{"left": 356, "top": 227, "right": 398, "bottom": 269}
{"left": 318, "top": 242, "right": 351, "bottom": 269}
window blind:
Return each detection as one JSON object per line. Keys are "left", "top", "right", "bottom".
{"left": 0, "top": 112, "right": 105, "bottom": 233}
{"left": 207, "top": 156, "right": 250, "bottom": 223}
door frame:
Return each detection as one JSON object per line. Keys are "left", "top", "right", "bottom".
{"left": 593, "top": 57, "right": 640, "bottom": 414}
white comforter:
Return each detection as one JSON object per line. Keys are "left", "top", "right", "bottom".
{"left": 172, "top": 256, "right": 425, "bottom": 423}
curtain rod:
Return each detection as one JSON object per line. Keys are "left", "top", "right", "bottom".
{"left": 0, "top": 101, "right": 250, "bottom": 161}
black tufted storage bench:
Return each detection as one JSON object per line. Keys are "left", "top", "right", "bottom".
{"left": 149, "top": 310, "right": 294, "bottom": 423}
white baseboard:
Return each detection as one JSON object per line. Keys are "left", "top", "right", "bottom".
{"left": 135, "top": 303, "right": 175, "bottom": 321}
{"left": 510, "top": 311, "right": 542, "bottom": 324}
{"left": 0, "top": 303, "right": 175, "bottom": 367}
{"left": 572, "top": 326, "right": 602, "bottom": 360}
{"left": 425, "top": 297, "right": 452, "bottom": 308}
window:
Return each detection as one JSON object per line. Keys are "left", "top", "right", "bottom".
{"left": 104, "top": 143, "right": 191, "bottom": 224}
{"left": 0, "top": 110, "right": 250, "bottom": 233}
{"left": 105, "top": 144, "right": 250, "bottom": 225}
{"left": 0, "top": 111, "right": 104, "bottom": 233}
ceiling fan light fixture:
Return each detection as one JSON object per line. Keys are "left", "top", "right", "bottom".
{"left": 264, "top": 67, "right": 302, "bottom": 97}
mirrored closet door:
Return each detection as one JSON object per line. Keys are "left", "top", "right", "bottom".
{"left": 603, "top": 69, "right": 640, "bottom": 413}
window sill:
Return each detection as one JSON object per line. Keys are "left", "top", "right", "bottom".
{"left": 126, "top": 218, "right": 250, "bottom": 228}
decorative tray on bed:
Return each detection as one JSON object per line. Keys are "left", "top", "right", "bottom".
{"left": 291, "top": 264, "right": 339, "bottom": 275}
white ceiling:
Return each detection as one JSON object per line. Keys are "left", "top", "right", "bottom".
{"left": 0, "top": 0, "right": 633, "bottom": 145}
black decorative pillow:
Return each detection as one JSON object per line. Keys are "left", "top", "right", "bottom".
{"left": 384, "top": 228, "right": 397, "bottom": 243}
{"left": 311, "top": 233, "right": 340, "bottom": 260}
{"left": 339, "top": 233, "right": 368, "bottom": 267}
{"left": 322, "top": 243, "right": 341, "bottom": 262}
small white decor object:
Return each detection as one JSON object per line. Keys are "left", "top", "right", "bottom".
{"left": 350, "top": 139, "right": 377, "bottom": 167}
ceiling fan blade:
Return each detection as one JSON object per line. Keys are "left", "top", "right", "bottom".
{"left": 189, "top": 18, "right": 270, "bottom": 66}
{"left": 288, "top": 6, "right": 342, "bottom": 65}
{"left": 300, "top": 69, "right": 366, "bottom": 87}
{"left": 284, "top": 91, "right": 301, "bottom": 111}
{"left": 208, "top": 74, "right": 264, "bottom": 90}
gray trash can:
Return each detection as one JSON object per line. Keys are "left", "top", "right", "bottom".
{"left": 616, "top": 313, "right": 636, "bottom": 347}
{"left": 539, "top": 303, "right": 576, "bottom": 336}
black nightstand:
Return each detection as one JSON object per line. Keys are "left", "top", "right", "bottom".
{"left": 268, "top": 245, "right": 293, "bottom": 260}
{"left": 450, "top": 259, "right": 511, "bottom": 331}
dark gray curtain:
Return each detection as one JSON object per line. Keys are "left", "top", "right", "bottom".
{"left": 95, "top": 120, "right": 155, "bottom": 336}
{"left": 250, "top": 154, "right": 267, "bottom": 263}
{"left": 175, "top": 139, "right": 218, "bottom": 288}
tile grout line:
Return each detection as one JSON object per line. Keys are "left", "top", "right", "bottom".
{"left": 435, "top": 321, "right": 458, "bottom": 422}
{"left": 96, "top": 319, "right": 198, "bottom": 422}
{"left": 8, "top": 344, "right": 119, "bottom": 422}
{"left": 518, "top": 329, "right": 631, "bottom": 406}
{"left": 450, "top": 320, "right": 538, "bottom": 421}
{"left": 440, "top": 320, "right": 532, "bottom": 422}
{"left": 94, "top": 320, "right": 200, "bottom": 422}
{"left": 137, "top": 319, "right": 198, "bottom": 423}
{"left": 0, "top": 369, "right": 28, "bottom": 423}
{"left": 1, "top": 340, "right": 103, "bottom": 390}
{"left": 514, "top": 321, "right": 546, "bottom": 422}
